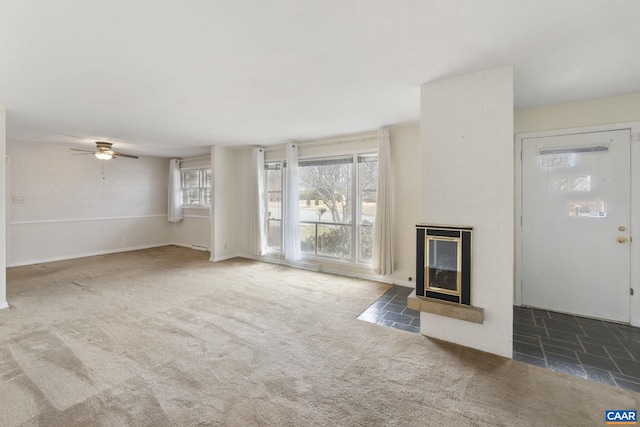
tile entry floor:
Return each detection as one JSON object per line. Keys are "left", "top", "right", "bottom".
{"left": 357, "top": 285, "right": 420, "bottom": 334}
{"left": 359, "top": 287, "right": 640, "bottom": 392}
{"left": 514, "top": 306, "right": 640, "bottom": 392}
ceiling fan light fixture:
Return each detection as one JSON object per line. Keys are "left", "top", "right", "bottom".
{"left": 95, "top": 151, "right": 114, "bottom": 160}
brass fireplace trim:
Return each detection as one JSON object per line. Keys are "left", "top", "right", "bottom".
{"left": 424, "top": 235, "right": 462, "bottom": 297}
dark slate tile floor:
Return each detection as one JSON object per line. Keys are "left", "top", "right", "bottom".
{"left": 359, "top": 289, "right": 640, "bottom": 392}
{"left": 357, "top": 285, "right": 420, "bottom": 334}
{"left": 514, "top": 306, "right": 640, "bottom": 392}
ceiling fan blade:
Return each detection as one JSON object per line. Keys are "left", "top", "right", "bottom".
{"left": 72, "top": 153, "right": 94, "bottom": 156}
{"left": 70, "top": 148, "right": 96, "bottom": 153}
{"left": 113, "top": 152, "right": 139, "bottom": 159}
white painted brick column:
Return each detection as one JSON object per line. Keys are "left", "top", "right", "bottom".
{"left": 420, "top": 66, "right": 514, "bottom": 357}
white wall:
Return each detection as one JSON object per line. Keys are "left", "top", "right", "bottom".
{"left": 210, "top": 145, "right": 239, "bottom": 261}
{"left": 171, "top": 210, "right": 210, "bottom": 251}
{"left": 7, "top": 141, "right": 171, "bottom": 265}
{"left": 515, "top": 93, "right": 640, "bottom": 134}
{"left": 0, "top": 107, "right": 7, "bottom": 308}
{"left": 387, "top": 125, "right": 420, "bottom": 286}
{"left": 420, "top": 66, "right": 514, "bottom": 358}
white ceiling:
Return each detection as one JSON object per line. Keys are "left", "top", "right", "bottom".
{"left": 1, "top": 0, "right": 639, "bottom": 157}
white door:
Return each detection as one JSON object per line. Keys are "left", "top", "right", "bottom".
{"left": 522, "top": 129, "right": 631, "bottom": 323}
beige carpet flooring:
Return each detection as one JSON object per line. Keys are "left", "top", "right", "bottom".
{"left": 0, "top": 246, "right": 637, "bottom": 426}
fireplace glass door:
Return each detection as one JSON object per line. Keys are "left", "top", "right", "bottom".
{"left": 425, "top": 236, "right": 461, "bottom": 297}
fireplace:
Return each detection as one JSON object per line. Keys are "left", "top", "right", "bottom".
{"left": 416, "top": 225, "right": 472, "bottom": 305}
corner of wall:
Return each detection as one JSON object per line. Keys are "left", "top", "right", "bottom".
{"left": 0, "top": 107, "right": 6, "bottom": 307}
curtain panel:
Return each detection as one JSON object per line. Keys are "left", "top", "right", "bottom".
{"left": 283, "top": 142, "right": 302, "bottom": 261}
{"left": 372, "top": 130, "right": 394, "bottom": 275}
{"left": 167, "top": 159, "right": 183, "bottom": 223}
{"left": 249, "top": 147, "right": 267, "bottom": 256}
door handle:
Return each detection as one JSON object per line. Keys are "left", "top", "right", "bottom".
{"left": 617, "top": 236, "right": 628, "bottom": 243}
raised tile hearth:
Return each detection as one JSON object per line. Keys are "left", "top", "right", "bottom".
{"left": 407, "top": 290, "right": 484, "bottom": 324}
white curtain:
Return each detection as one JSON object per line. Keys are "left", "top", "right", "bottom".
{"left": 167, "top": 159, "right": 183, "bottom": 223}
{"left": 283, "top": 142, "right": 302, "bottom": 261}
{"left": 249, "top": 147, "right": 267, "bottom": 256}
{"left": 373, "top": 129, "right": 393, "bottom": 275}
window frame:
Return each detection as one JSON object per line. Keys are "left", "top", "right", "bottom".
{"left": 264, "top": 161, "right": 284, "bottom": 253}
{"left": 263, "top": 151, "right": 378, "bottom": 266}
{"left": 180, "top": 167, "right": 211, "bottom": 208}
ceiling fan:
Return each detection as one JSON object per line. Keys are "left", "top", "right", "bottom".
{"left": 70, "top": 141, "right": 139, "bottom": 160}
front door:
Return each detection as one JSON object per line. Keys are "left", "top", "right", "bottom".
{"left": 521, "top": 129, "right": 631, "bottom": 323}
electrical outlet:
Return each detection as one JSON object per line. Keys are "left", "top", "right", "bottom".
{"left": 12, "top": 196, "right": 24, "bottom": 204}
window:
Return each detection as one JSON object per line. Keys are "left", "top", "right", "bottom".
{"left": 265, "top": 153, "right": 377, "bottom": 263}
{"left": 299, "top": 156, "right": 353, "bottom": 259}
{"left": 265, "top": 162, "right": 283, "bottom": 251}
{"left": 181, "top": 168, "right": 211, "bottom": 206}
{"left": 358, "top": 155, "right": 378, "bottom": 261}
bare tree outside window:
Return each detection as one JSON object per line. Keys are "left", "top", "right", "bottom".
{"left": 263, "top": 154, "right": 377, "bottom": 262}
{"left": 296, "top": 155, "right": 378, "bottom": 261}
{"left": 299, "top": 160, "right": 352, "bottom": 224}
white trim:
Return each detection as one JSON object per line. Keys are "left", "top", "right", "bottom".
{"left": 516, "top": 121, "right": 640, "bottom": 140}
{"left": 182, "top": 205, "right": 211, "bottom": 211}
{"left": 301, "top": 253, "right": 374, "bottom": 269}
{"left": 238, "top": 252, "right": 410, "bottom": 287}
{"left": 179, "top": 156, "right": 210, "bottom": 162}
{"left": 319, "top": 265, "right": 395, "bottom": 285}
{"left": 210, "top": 253, "right": 239, "bottom": 262}
{"left": 263, "top": 132, "right": 378, "bottom": 152}
{"left": 8, "top": 243, "right": 172, "bottom": 267}
{"left": 183, "top": 215, "right": 210, "bottom": 219}
{"left": 179, "top": 165, "right": 212, "bottom": 171}
{"left": 0, "top": 301, "right": 8, "bottom": 310}
{"left": 9, "top": 214, "right": 167, "bottom": 226}
{"left": 6, "top": 155, "right": 10, "bottom": 267}
{"left": 389, "top": 279, "right": 414, "bottom": 288}
{"left": 171, "top": 242, "right": 209, "bottom": 251}
{"left": 515, "top": 121, "right": 640, "bottom": 328}
{"left": 181, "top": 206, "right": 210, "bottom": 210}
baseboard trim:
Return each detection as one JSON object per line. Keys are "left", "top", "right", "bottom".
{"left": 390, "top": 279, "right": 414, "bottom": 288}
{"left": 8, "top": 243, "right": 173, "bottom": 267}
{"left": 239, "top": 253, "right": 288, "bottom": 265}
{"left": 171, "top": 242, "right": 209, "bottom": 252}
{"left": 237, "top": 253, "right": 405, "bottom": 286}
{"left": 319, "top": 265, "right": 394, "bottom": 285}
{"left": 210, "top": 253, "right": 240, "bottom": 262}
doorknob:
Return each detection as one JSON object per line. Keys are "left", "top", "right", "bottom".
{"left": 617, "top": 236, "right": 628, "bottom": 243}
